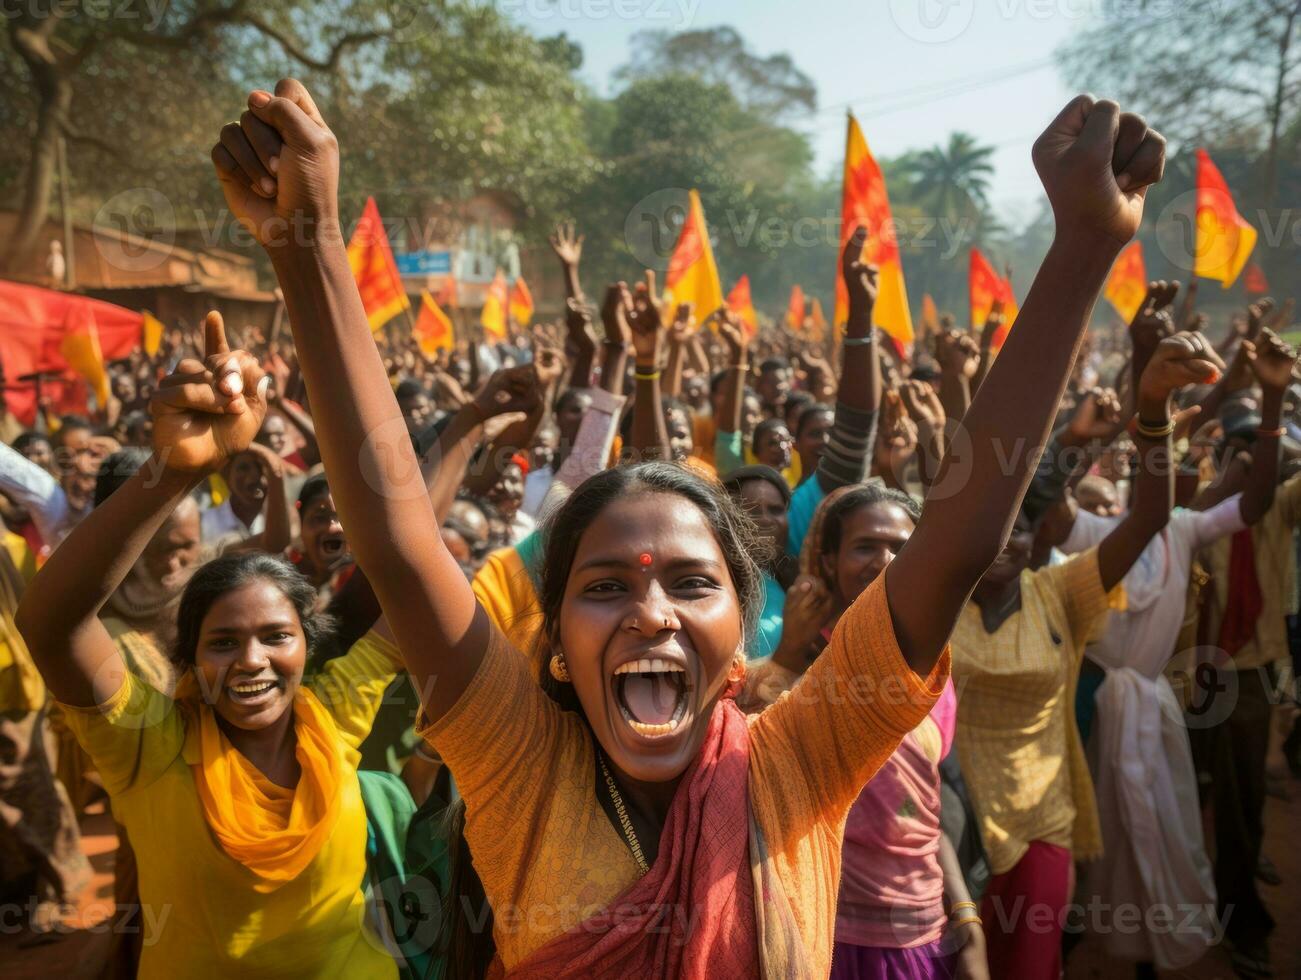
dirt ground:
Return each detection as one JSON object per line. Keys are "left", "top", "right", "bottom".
{"left": 5, "top": 787, "right": 1299, "bottom": 978}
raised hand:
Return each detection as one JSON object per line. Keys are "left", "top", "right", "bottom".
{"left": 1128, "top": 280, "right": 1178, "bottom": 352}
{"left": 976, "top": 301, "right": 1006, "bottom": 351}
{"left": 472, "top": 364, "right": 543, "bottom": 419}
{"left": 1247, "top": 297, "right": 1275, "bottom": 340}
{"left": 668, "top": 303, "right": 695, "bottom": 345}
{"left": 1032, "top": 95, "right": 1165, "bottom": 245}
{"left": 211, "top": 79, "right": 340, "bottom": 251}
{"left": 564, "top": 297, "right": 598, "bottom": 355}
{"left": 936, "top": 328, "right": 980, "bottom": 379}
{"left": 773, "top": 575, "right": 834, "bottom": 670}
{"left": 842, "top": 225, "right": 879, "bottom": 335}
{"left": 601, "top": 283, "right": 632, "bottom": 348}
{"left": 1246, "top": 328, "right": 1299, "bottom": 393}
{"left": 1136, "top": 332, "right": 1224, "bottom": 413}
{"left": 711, "top": 307, "right": 746, "bottom": 363}
{"left": 150, "top": 311, "right": 269, "bottom": 473}
{"left": 621, "top": 272, "right": 664, "bottom": 365}
{"left": 548, "top": 222, "right": 584, "bottom": 269}
{"left": 900, "top": 378, "right": 946, "bottom": 431}
{"left": 1065, "top": 387, "right": 1122, "bottom": 443}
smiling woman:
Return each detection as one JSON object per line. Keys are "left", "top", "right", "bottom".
{"left": 14, "top": 312, "right": 405, "bottom": 979}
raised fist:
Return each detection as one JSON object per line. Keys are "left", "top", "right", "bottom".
{"left": 151, "top": 312, "right": 269, "bottom": 473}
{"left": 211, "top": 78, "right": 340, "bottom": 251}
{"left": 1032, "top": 96, "right": 1165, "bottom": 246}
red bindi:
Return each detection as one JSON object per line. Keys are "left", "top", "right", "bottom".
{"left": 639, "top": 552, "right": 653, "bottom": 567}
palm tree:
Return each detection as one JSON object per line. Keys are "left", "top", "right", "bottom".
{"left": 910, "top": 133, "right": 996, "bottom": 222}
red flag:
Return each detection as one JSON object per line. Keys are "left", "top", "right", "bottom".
{"left": 808, "top": 298, "right": 828, "bottom": 342}
{"left": 1243, "top": 262, "right": 1269, "bottom": 295}
{"left": 786, "top": 285, "right": 805, "bottom": 331}
{"left": 725, "top": 276, "right": 758, "bottom": 342}
{"left": 509, "top": 277, "right": 535, "bottom": 327}
{"left": 347, "top": 197, "right": 410, "bottom": 333}
{"left": 969, "top": 248, "right": 1018, "bottom": 348}
{"left": 414, "top": 290, "right": 455, "bottom": 356}
{"left": 0, "top": 280, "right": 142, "bottom": 423}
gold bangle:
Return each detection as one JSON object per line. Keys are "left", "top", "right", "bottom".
{"left": 953, "top": 916, "right": 983, "bottom": 930}
{"left": 634, "top": 369, "right": 661, "bottom": 381}
{"left": 949, "top": 901, "right": 978, "bottom": 915}
{"left": 1135, "top": 417, "right": 1174, "bottom": 440}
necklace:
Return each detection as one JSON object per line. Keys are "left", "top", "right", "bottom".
{"left": 598, "top": 751, "right": 650, "bottom": 876}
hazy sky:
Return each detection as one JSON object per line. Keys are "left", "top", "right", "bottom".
{"left": 502, "top": 0, "right": 1092, "bottom": 228}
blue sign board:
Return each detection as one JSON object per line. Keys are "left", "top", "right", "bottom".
{"left": 396, "top": 250, "right": 453, "bottom": 276}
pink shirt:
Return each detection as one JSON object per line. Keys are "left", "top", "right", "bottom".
{"left": 835, "top": 678, "right": 957, "bottom": 948}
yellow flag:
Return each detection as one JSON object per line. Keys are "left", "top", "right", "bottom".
{"left": 665, "top": 190, "right": 724, "bottom": 318}
{"left": 481, "top": 270, "right": 508, "bottom": 341}
{"left": 142, "top": 311, "right": 164, "bottom": 357}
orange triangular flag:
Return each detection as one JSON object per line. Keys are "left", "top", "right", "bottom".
{"left": 837, "top": 113, "right": 913, "bottom": 351}
{"left": 726, "top": 276, "right": 758, "bottom": 342}
{"left": 921, "top": 294, "right": 939, "bottom": 334}
{"left": 1104, "top": 241, "right": 1147, "bottom": 323}
{"left": 808, "top": 297, "right": 828, "bottom": 341}
{"left": 509, "top": 277, "right": 534, "bottom": 327}
{"left": 786, "top": 285, "right": 805, "bottom": 331}
{"left": 347, "top": 197, "right": 410, "bottom": 333}
{"left": 414, "top": 291, "right": 455, "bottom": 356}
{"left": 481, "top": 270, "right": 508, "bottom": 341}
{"left": 1194, "top": 148, "right": 1257, "bottom": 288}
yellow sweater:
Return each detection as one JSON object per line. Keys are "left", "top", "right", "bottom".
{"left": 59, "top": 634, "right": 403, "bottom": 978}
{"left": 417, "top": 575, "right": 949, "bottom": 973}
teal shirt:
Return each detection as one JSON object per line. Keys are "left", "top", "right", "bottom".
{"left": 751, "top": 570, "right": 786, "bottom": 659}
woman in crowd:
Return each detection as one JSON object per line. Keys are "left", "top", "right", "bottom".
{"left": 210, "top": 78, "right": 1166, "bottom": 976}
{"left": 949, "top": 327, "right": 1225, "bottom": 980}
{"left": 15, "top": 313, "right": 406, "bottom": 977}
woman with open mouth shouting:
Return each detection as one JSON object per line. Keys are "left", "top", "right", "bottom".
{"left": 209, "top": 79, "right": 1168, "bottom": 977}
{"left": 15, "top": 312, "right": 406, "bottom": 978}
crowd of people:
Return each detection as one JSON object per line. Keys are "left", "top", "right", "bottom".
{"left": 0, "top": 79, "right": 1297, "bottom": 980}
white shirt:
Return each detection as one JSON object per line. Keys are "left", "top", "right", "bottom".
{"left": 0, "top": 440, "right": 84, "bottom": 550}
{"left": 201, "top": 499, "right": 266, "bottom": 544}
{"left": 1060, "top": 495, "right": 1244, "bottom": 968}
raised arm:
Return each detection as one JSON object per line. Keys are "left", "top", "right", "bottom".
{"left": 1096, "top": 333, "right": 1223, "bottom": 591}
{"left": 15, "top": 313, "right": 266, "bottom": 706}
{"left": 884, "top": 96, "right": 1167, "bottom": 675}
{"left": 624, "top": 274, "right": 671, "bottom": 460}
{"left": 1237, "top": 328, "right": 1299, "bottom": 524}
{"left": 813, "top": 226, "right": 882, "bottom": 492}
{"left": 268, "top": 386, "right": 319, "bottom": 465}
{"left": 209, "top": 80, "right": 515, "bottom": 722}
{"left": 597, "top": 284, "right": 631, "bottom": 396}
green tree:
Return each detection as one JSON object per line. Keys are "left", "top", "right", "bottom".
{"left": 1059, "top": 0, "right": 1299, "bottom": 204}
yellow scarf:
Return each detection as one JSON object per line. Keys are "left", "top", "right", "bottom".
{"left": 178, "top": 677, "right": 344, "bottom": 892}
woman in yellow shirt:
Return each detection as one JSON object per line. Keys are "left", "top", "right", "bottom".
{"left": 212, "top": 79, "right": 1166, "bottom": 977}
{"left": 15, "top": 313, "right": 400, "bottom": 979}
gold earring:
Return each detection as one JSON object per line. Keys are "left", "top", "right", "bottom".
{"left": 549, "top": 654, "right": 571, "bottom": 683}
